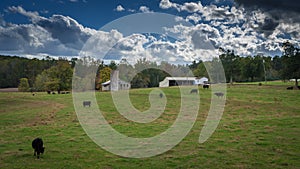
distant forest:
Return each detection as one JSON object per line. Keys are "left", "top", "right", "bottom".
{"left": 0, "top": 41, "right": 299, "bottom": 90}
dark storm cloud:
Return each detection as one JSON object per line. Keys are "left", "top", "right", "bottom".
{"left": 35, "top": 15, "right": 92, "bottom": 49}
{"left": 235, "top": 0, "right": 300, "bottom": 37}
{"left": 235, "top": 0, "right": 300, "bottom": 14}
{"left": 0, "top": 6, "right": 96, "bottom": 56}
{"left": 0, "top": 25, "right": 34, "bottom": 51}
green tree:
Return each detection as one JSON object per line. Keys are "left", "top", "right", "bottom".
{"left": 34, "top": 60, "right": 73, "bottom": 91}
{"left": 241, "top": 56, "right": 264, "bottom": 82}
{"left": 108, "top": 61, "right": 118, "bottom": 70}
{"left": 18, "top": 78, "right": 30, "bottom": 92}
{"left": 219, "top": 49, "right": 240, "bottom": 84}
{"left": 34, "top": 71, "right": 50, "bottom": 91}
{"left": 131, "top": 73, "right": 150, "bottom": 88}
{"left": 193, "top": 61, "right": 208, "bottom": 78}
{"left": 281, "top": 41, "right": 300, "bottom": 88}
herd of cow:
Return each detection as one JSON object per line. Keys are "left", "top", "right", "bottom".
{"left": 32, "top": 83, "right": 299, "bottom": 159}
{"left": 47, "top": 90, "right": 70, "bottom": 94}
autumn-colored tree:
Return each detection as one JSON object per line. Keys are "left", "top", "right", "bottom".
{"left": 95, "top": 66, "right": 111, "bottom": 90}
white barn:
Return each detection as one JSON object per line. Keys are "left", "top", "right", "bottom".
{"left": 159, "top": 77, "right": 209, "bottom": 87}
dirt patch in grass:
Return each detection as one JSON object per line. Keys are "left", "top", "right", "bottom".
{"left": 0, "top": 88, "right": 18, "bottom": 92}
{"left": 26, "top": 101, "right": 65, "bottom": 127}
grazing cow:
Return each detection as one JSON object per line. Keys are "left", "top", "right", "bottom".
{"left": 286, "top": 86, "right": 293, "bottom": 90}
{"left": 32, "top": 138, "right": 45, "bottom": 159}
{"left": 47, "top": 90, "right": 51, "bottom": 94}
{"left": 159, "top": 93, "right": 163, "bottom": 98}
{"left": 190, "top": 89, "right": 198, "bottom": 94}
{"left": 83, "top": 101, "right": 91, "bottom": 107}
{"left": 214, "top": 92, "right": 224, "bottom": 98}
{"left": 203, "top": 84, "right": 209, "bottom": 89}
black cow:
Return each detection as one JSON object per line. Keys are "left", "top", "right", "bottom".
{"left": 190, "top": 89, "right": 198, "bottom": 94}
{"left": 203, "top": 84, "right": 209, "bottom": 89}
{"left": 159, "top": 93, "right": 163, "bottom": 98}
{"left": 83, "top": 101, "right": 91, "bottom": 107}
{"left": 286, "top": 86, "right": 293, "bottom": 90}
{"left": 214, "top": 92, "right": 224, "bottom": 98}
{"left": 32, "top": 138, "right": 45, "bottom": 159}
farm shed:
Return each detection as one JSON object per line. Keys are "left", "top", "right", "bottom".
{"left": 159, "top": 77, "right": 209, "bottom": 87}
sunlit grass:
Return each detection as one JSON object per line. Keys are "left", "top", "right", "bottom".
{"left": 0, "top": 85, "right": 299, "bottom": 168}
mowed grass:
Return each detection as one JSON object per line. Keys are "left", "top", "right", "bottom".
{"left": 235, "top": 80, "right": 295, "bottom": 86}
{"left": 0, "top": 84, "right": 299, "bottom": 168}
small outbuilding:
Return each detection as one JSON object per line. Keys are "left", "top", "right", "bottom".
{"left": 101, "top": 80, "right": 131, "bottom": 91}
{"left": 194, "top": 77, "right": 209, "bottom": 85}
{"left": 101, "top": 70, "right": 131, "bottom": 91}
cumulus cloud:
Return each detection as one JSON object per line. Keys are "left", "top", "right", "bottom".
{"left": 8, "top": 6, "right": 41, "bottom": 22}
{"left": 158, "top": 0, "right": 300, "bottom": 56}
{"left": 159, "top": 0, "right": 180, "bottom": 11}
{"left": 35, "top": 15, "right": 96, "bottom": 49}
{"left": 2, "top": 1, "right": 299, "bottom": 64}
{"left": 115, "top": 5, "right": 125, "bottom": 12}
{"left": 1, "top": 6, "right": 123, "bottom": 58}
{"left": 235, "top": 0, "right": 300, "bottom": 37}
{"left": 0, "top": 23, "right": 79, "bottom": 56}
{"left": 139, "top": 6, "right": 152, "bottom": 13}
{"left": 181, "top": 2, "right": 203, "bottom": 13}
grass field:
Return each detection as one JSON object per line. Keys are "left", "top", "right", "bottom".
{"left": 235, "top": 80, "right": 296, "bottom": 86}
{"left": 0, "top": 84, "right": 299, "bottom": 168}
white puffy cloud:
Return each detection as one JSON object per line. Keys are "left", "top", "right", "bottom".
{"left": 159, "top": 0, "right": 180, "bottom": 11}
{"left": 181, "top": 2, "right": 203, "bottom": 13}
{"left": 2, "top": 1, "right": 299, "bottom": 64}
{"left": 8, "top": 6, "right": 41, "bottom": 22}
{"left": 115, "top": 5, "right": 125, "bottom": 12}
{"left": 139, "top": 6, "right": 152, "bottom": 13}
{"left": 159, "top": 0, "right": 299, "bottom": 57}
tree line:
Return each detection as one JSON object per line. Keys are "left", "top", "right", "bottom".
{"left": 1, "top": 41, "right": 299, "bottom": 91}
{"left": 190, "top": 42, "right": 300, "bottom": 87}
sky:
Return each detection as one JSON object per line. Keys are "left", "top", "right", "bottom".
{"left": 0, "top": 0, "right": 299, "bottom": 64}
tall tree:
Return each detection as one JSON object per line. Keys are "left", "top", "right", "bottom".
{"left": 219, "top": 48, "right": 240, "bottom": 84}
{"left": 281, "top": 41, "right": 300, "bottom": 88}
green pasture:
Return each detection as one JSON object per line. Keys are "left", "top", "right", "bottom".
{"left": 235, "top": 80, "right": 295, "bottom": 86}
{"left": 0, "top": 84, "right": 299, "bottom": 168}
